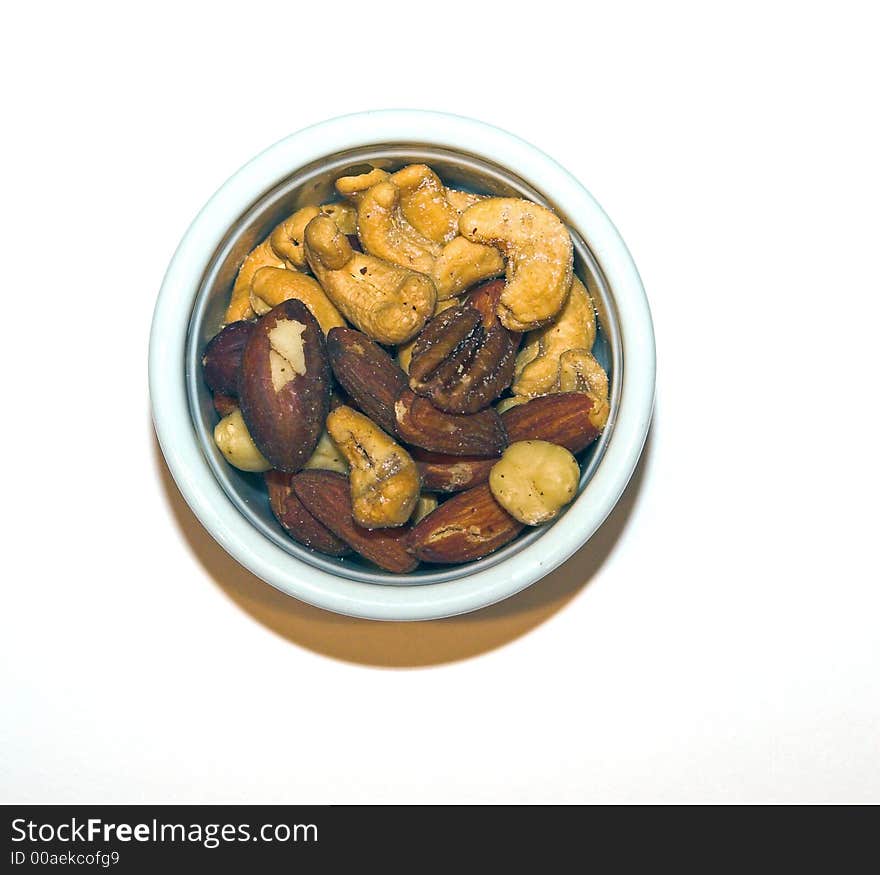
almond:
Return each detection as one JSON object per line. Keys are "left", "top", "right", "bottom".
{"left": 326, "top": 327, "right": 408, "bottom": 434}
{"left": 407, "top": 484, "right": 524, "bottom": 563}
{"left": 212, "top": 392, "right": 239, "bottom": 418}
{"left": 394, "top": 389, "right": 507, "bottom": 457}
{"left": 239, "top": 300, "right": 331, "bottom": 472}
{"left": 265, "top": 470, "right": 351, "bottom": 557}
{"left": 410, "top": 447, "right": 495, "bottom": 493}
{"left": 292, "top": 470, "right": 418, "bottom": 573}
{"left": 501, "top": 392, "right": 603, "bottom": 454}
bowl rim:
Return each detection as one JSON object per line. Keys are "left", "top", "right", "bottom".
{"left": 149, "top": 110, "right": 655, "bottom": 621}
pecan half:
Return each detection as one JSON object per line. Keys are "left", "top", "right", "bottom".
{"left": 407, "top": 280, "right": 518, "bottom": 414}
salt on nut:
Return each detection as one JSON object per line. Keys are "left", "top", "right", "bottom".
{"left": 213, "top": 409, "right": 272, "bottom": 472}
{"left": 489, "top": 440, "right": 579, "bottom": 525}
{"left": 326, "top": 405, "right": 421, "bottom": 529}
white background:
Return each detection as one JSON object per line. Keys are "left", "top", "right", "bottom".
{"left": 2, "top": 0, "right": 878, "bottom": 803}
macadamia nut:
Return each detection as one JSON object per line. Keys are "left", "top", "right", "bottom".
{"left": 489, "top": 440, "right": 579, "bottom": 525}
{"left": 213, "top": 409, "right": 272, "bottom": 472}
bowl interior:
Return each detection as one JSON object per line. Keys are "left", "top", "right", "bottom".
{"left": 186, "top": 145, "right": 622, "bottom": 585}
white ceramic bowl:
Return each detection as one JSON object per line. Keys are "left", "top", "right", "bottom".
{"left": 149, "top": 110, "right": 655, "bottom": 621}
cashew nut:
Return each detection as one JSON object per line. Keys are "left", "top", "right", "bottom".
{"left": 250, "top": 267, "right": 346, "bottom": 334}
{"left": 558, "top": 350, "right": 610, "bottom": 430}
{"left": 303, "top": 429, "right": 349, "bottom": 475}
{"left": 513, "top": 277, "right": 597, "bottom": 396}
{"left": 304, "top": 215, "right": 436, "bottom": 345}
{"left": 410, "top": 494, "right": 438, "bottom": 524}
{"left": 446, "top": 189, "right": 485, "bottom": 212}
{"left": 318, "top": 201, "right": 357, "bottom": 235}
{"left": 390, "top": 164, "right": 459, "bottom": 243}
{"left": 213, "top": 409, "right": 272, "bottom": 472}
{"left": 326, "top": 405, "right": 420, "bottom": 528}
{"left": 225, "top": 240, "right": 286, "bottom": 323}
{"left": 495, "top": 395, "right": 530, "bottom": 414}
{"left": 460, "top": 198, "right": 573, "bottom": 331}
{"left": 489, "top": 440, "right": 579, "bottom": 525}
{"left": 358, "top": 177, "right": 504, "bottom": 300}
{"left": 335, "top": 167, "right": 390, "bottom": 203}
{"left": 269, "top": 202, "right": 359, "bottom": 271}
{"left": 397, "top": 296, "right": 460, "bottom": 373}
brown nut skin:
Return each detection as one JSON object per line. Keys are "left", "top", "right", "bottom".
{"left": 394, "top": 390, "right": 507, "bottom": 457}
{"left": 411, "top": 447, "right": 496, "bottom": 493}
{"left": 326, "top": 328, "right": 408, "bottom": 435}
{"left": 292, "top": 470, "right": 418, "bottom": 573}
{"left": 202, "top": 320, "right": 254, "bottom": 396}
{"left": 238, "top": 299, "right": 331, "bottom": 473}
{"left": 407, "top": 484, "right": 524, "bottom": 564}
{"left": 408, "top": 279, "right": 519, "bottom": 414}
{"left": 265, "top": 470, "right": 351, "bottom": 557}
{"left": 212, "top": 392, "right": 239, "bottom": 418}
{"left": 501, "top": 392, "right": 605, "bottom": 454}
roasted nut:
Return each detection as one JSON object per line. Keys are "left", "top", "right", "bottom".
{"left": 489, "top": 441, "right": 580, "bottom": 525}
{"left": 410, "top": 494, "right": 438, "bottom": 524}
{"left": 213, "top": 408, "right": 271, "bottom": 472}
{"left": 390, "top": 164, "right": 460, "bottom": 243}
{"left": 249, "top": 266, "right": 346, "bottom": 333}
{"left": 557, "top": 349, "right": 609, "bottom": 404}
{"left": 212, "top": 392, "right": 239, "bottom": 418}
{"left": 202, "top": 320, "right": 254, "bottom": 396}
{"left": 395, "top": 390, "right": 507, "bottom": 457}
{"left": 238, "top": 299, "right": 331, "bottom": 472}
{"left": 411, "top": 447, "right": 496, "bottom": 493}
{"left": 358, "top": 179, "right": 504, "bottom": 300}
{"left": 408, "top": 280, "right": 519, "bottom": 414}
{"left": 407, "top": 484, "right": 524, "bottom": 563}
{"left": 293, "top": 470, "right": 418, "bottom": 573}
{"left": 265, "top": 469, "right": 351, "bottom": 556}
{"left": 460, "top": 197, "right": 573, "bottom": 331}
{"left": 494, "top": 395, "right": 529, "bottom": 415}
{"left": 397, "top": 296, "right": 460, "bottom": 373}
{"left": 502, "top": 392, "right": 605, "bottom": 454}
{"left": 318, "top": 201, "right": 357, "bottom": 235}
{"left": 513, "top": 277, "right": 597, "bottom": 396}
{"left": 445, "top": 189, "right": 485, "bottom": 212}
{"left": 268, "top": 206, "right": 320, "bottom": 270}
{"left": 326, "top": 328, "right": 408, "bottom": 434}
{"left": 335, "top": 167, "right": 391, "bottom": 202}
{"left": 225, "top": 240, "right": 286, "bottom": 323}
{"left": 304, "top": 215, "right": 436, "bottom": 345}
{"left": 303, "top": 430, "right": 349, "bottom": 475}
{"left": 326, "top": 405, "right": 420, "bottom": 529}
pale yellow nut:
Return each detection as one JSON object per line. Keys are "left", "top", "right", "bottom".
{"left": 304, "top": 215, "right": 436, "bottom": 345}
{"left": 303, "top": 429, "right": 349, "bottom": 475}
{"left": 489, "top": 441, "right": 579, "bottom": 526}
{"left": 430, "top": 236, "right": 505, "bottom": 300}
{"left": 250, "top": 267, "right": 346, "bottom": 334}
{"left": 513, "top": 276, "right": 597, "bottom": 397}
{"left": 225, "top": 240, "right": 286, "bottom": 323}
{"left": 446, "top": 189, "right": 485, "bottom": 212}
{"left": 390, "top": 164, "right": 460, "bottom": 243}
{"left": 335, "top": 167, "right": 390, "bottom": 203}
{"left": 410, "top": 494, "right": 439, "bottom": 524}
{"left": 269, "top": 206, "right": 320, "bottom": 269}
{"left": 319, "top": 201, "right": 357, "bottom": 235}
{"left": 495, "top": 395, "right": 530, "bottom": 414}
{"left": 397, "top": 296, "right": 460, "bottom": 373}
{"left": 558, "top": 349, "right": 609, "bottom": 401}
{"left": 326, "top": 406, "right": 420, "bottom": 529}
{"left": 460, "top": 197, "right": 573, "bottom": 331}
{"left": 213, "top": 409, "right": 271, "bottom": 472}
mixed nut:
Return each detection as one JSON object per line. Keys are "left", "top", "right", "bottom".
{"left": 202, "top": 164, "right": 610, "bottom": 573}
